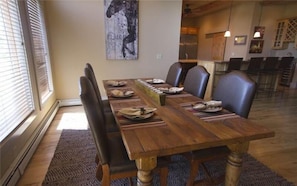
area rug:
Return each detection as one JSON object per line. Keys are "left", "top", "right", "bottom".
{"left": 42, "top": 129, "right": 294, "bottom": 186}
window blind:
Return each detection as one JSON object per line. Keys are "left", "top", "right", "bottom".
{"left": 26, "top": 0, "right": 53, "bottom": 103}
{"left": 0, "top": 0, "right": 34, "bottom": 142}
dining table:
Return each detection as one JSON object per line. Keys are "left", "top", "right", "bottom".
{"left": 103, "top": 78, "right": 275, "bottom": 186}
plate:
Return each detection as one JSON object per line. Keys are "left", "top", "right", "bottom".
{"left": 161, "top": 87, "right": 184, "bottom": 94}
{"left": 107, "top": 80, "right": 127, "bottom": 87}
{"left": 146, "top": 79, "right": 165, "bottom": 84}
{"left": 122, "top": 112, "right": 154, "bottom": 120}
{"left": 200, "top": 107, "right": 222, "bottom": 113}
{"left": 111, "top": 90, "right": 134, "bottom": 98}
{"left": 119, "top": 107, "right": 156, "bottom": 116}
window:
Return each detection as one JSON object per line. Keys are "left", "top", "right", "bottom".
{"left": 0, "top": 0, "right": 34, "bottom": 142}
{"left": 0, "top": 0, "right": 53, "bottom": 142}
{"left": 26, "top": 0, "right": 53, "bottom": 103}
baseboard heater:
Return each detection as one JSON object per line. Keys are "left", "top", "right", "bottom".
{"left": 3, "top": 101, "right": 60, "bottom": 186}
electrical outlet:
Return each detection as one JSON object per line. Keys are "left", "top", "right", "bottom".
{"left": 156, "top": 53, "right": 162, "bottom": 60}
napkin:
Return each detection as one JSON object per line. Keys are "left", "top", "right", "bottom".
{"left": 204, "top": 100, "right": 222, "bottom": 107}
{"left": 119, "top": 107, "right": 156, "bottom": 116}
{"left": 107, "top": 80, "right": 126, "bottom": 86}
{"left": 111, "top": 89, "right": 133, "bottom": 97}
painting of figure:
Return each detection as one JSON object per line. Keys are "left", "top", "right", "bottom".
{"left": 104, "top": 0, "right": 138, "bottom": 60}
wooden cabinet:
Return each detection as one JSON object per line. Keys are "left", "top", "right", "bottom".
{"left": 272, "top": 19, "right": 288, "bottom": 49}
{"left": 179, "top": 27, "right": 198, "bottom": 60}
{"left": 272, "top": 17, "right": 297, "bottom": 49}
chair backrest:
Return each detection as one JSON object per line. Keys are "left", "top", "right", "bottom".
{"left": 183, "top": 65, "right": 210, "bottom": 98}
{"left": 278, "top": 57, "right": 294, "bottom": 69}
{"left": 263, "top": 57, "right": 279, "bottom": 70}
{"left": 79, "top": 76, "right": 109, "bottom": 165}
{"left": 86, "top": 62, "right": 94, "bottom": 73}
{"left": 212, "top": 71, "right": 256, "bottom": 118}
{"left": 165, "top": 62, "right": 182, "bottom": 87}
{"left": 247, "top": 57, "right": 263, "bottom": 72}
{"left": 227, "top": 58, "right": 243, "bottom": 71}
{"left": 84, "top": 66, "right": 107, "bottom": 122}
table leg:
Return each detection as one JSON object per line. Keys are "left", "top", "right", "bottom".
{"left": 135, "top": 156, "right": 157, "bottom": 186}
{"left": 225, "top": 142, "right": 249, "bottom": 185}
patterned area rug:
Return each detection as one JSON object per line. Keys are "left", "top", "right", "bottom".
{"left": 42, "top": 130, "right": 294, "bottom": 186}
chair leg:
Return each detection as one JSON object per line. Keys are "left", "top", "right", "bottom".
{"left": 101, "top": 165, "right": 111, "bottom": 186}
{"left": 187, "top": 160, "right": 200, "bottom": 186}
{"left": 159, "top": 167, "right": 168, "bottom": 186}
{"left": 128, "top": 177, "right": 133, "bottom": 186}
{"left": 96, "top": 163, "right": 103, "bottom": 181}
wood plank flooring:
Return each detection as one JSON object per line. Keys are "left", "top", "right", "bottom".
{"left": 16, "top": 88, "right": 297, "bottom": 185}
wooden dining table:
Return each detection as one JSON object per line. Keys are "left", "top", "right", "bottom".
{"left": 103, "top": 78, "right": 275, "bottom": 186}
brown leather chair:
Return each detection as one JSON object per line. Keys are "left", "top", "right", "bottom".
{"left": 165, "top": 62, "right": 182, "bottom": 87}
{"left": 85, "top": 63, "right": 112, "bottom": 113}
{"left": 84, "top": 66, "right": 119, "bottom": 133}
{"left": 186, "top": 70, "right": 257, "bottom": 186}
{"left": 79, "top": 76, "right": 169, "bottom": 185}
{"left": 183, "top": 65, "right": 210, "bottom": 99}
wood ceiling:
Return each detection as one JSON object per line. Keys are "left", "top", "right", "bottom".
{"left": 182, "top": 0, "right": 297, "bottom": 18}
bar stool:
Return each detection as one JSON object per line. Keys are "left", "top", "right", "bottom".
{"left": 258, "top": 57, "right": 279, "bottom": 95}
{"left": 245, "top": 57, "right": 264, "bottom": 83}
{"left": 226, "top": 57, "right": 243, "bottom": 72}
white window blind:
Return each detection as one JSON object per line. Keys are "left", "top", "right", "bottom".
{"left": 0, "top": 0, "right": 34, "bottom": 142}
{"left": 26, "top": 0, "right": 53, "bottom": 103}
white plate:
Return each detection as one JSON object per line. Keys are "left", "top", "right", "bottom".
{"left": 122, "top": 112, "right": 154, "bottom": 120}
{"left": 107, "top": 80, "right": 127, "bottom": 87}
{"left": 162, "top": 87, "right": 184, "bottom": 94}
{"left": 146, "top": 79, "right": 165, "bottom": 84}
{"left": 200, "top": 107, "right": 223, "bottom": 113}
{"left": 119, "top": 107, "right": 156, "bottom": 116}
{"left": 111, "top": 90, "right": 134, "bottom": 98}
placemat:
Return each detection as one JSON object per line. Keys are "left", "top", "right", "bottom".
{"left": 181, "top": 102, "right": 240, "bottom": 122}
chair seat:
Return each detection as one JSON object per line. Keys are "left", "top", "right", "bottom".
{"left": 108, "top": 133, "right": 137, "bottom": 174}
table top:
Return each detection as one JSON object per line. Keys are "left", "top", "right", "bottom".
{"left": 103, "top": 79, "right": 275, "bottom": 160}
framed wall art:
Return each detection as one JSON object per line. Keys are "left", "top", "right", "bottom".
{"left": 234, "top": 35, "right": 247, "bottom": 45}
{"left": 249, "top": 40, "right": 264, "bottom": 53}
{"left": 104, "top": 0, "right": 139, "bottom": 60}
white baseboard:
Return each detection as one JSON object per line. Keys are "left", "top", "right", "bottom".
{"left": 58, "top": 97, "right": 108, "bottom": 107}
{"left": 59, "top": 99, "right": 82, "bottom": 106}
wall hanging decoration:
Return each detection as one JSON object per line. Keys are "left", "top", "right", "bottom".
{"left": 249, "top": 40, "right": 264, "bottom": 53}
{"left": 104, "top": 0, "right": 138, "bottom": 60}
{"left": 234, "top": 35, "right": 247, "bottom": 45}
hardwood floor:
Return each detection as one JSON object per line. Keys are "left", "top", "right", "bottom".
{"left": 16, "top": 88, "right": 297, "bottom": 185}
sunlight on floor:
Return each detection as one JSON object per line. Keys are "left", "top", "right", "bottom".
{"left": 56, "top": 112, "right": 89, "bottom": 130}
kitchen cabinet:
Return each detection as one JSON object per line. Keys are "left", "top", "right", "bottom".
{"left": 272, "top": 17, "right": 297, "bottom": 49}
{"left": 179, "top": 27, "right": 198, "bottom": 60}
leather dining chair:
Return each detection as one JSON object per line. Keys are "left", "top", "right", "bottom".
{"left": 165, "top": 62, "right": 183, "bottom": 87}
{"left": 186, "top": 70, "right": 257, "bottom": 186}
{"left": 79, "top": 76, "right": 169, "bottom": 186}
{"left": 84, "top": 66, "right": 119, "bottom": 133}
{"left": 86, "top": 63, "right": 112, "bottom": 113}
{"left": 183, "top": 65, "right": 210, "bottom": 99}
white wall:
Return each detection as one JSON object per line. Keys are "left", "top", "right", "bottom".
{"left": 45, "top": 0, "right": 182, "bottom": 99}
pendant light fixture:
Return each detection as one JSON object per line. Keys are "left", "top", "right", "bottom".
{"left": 224, "top": 1, "right": 233, "bottom": 37}
{"left": 253, "top": 4, "right": 262, "bottom": 38}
